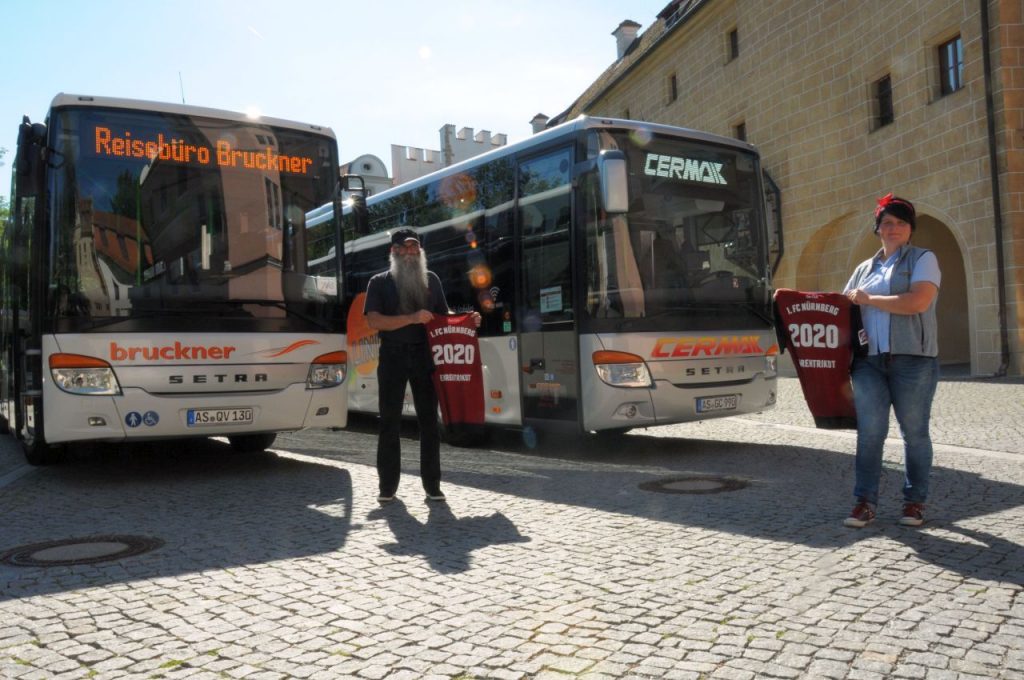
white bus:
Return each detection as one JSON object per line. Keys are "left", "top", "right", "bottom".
{"left": 342, "top": 116, "right": 782, "bottom": 442}
{"left": 1, "top": 94, "right": 349, "bottom": 464}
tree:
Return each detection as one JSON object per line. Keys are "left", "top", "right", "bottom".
{"left": 0, "top": 147, "right": 8, "bottom": 225}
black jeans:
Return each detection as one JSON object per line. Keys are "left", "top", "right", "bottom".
{"left": 376, "top": 343, "right": 441, "bottom": 495}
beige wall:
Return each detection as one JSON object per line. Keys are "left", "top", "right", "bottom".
{"left": 575, "top": 0, "right": 1023, "bottom": 375}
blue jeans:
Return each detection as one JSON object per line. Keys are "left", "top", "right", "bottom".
{"left": 850, "top": 354, "right": 938, "bottom": 505}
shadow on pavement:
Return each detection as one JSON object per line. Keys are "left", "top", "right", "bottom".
{"left": 367, "top": 500, "right": 529, "bottom": 574}
{"left": 316, "top": 415, "right": 1024, "bottom": 586}
{"left": 0, "top": 437, "right": 353, "bottom": 602}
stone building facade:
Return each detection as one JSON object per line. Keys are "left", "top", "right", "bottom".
{"left": 552, "top": 0, "right": 1023, "bottom": 376}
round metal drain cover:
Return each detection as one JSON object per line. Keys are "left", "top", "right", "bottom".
{"left": 639, "top": 475, "right": 749, "bottom": 494}
{"left": 0, "top": 535, "right": 163, "bottom": 567}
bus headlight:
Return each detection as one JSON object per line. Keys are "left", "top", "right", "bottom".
{"left": 764, "top": 355, "right": 777, "bottom": 377}
{"left": 593, "top": 350, "right": 652, "bottom": 388}
{"left": 49, "top": 354, "right": 121, "bottom": 395}
{"left": 307, "top": 351, "right": 347, "bottom": 388}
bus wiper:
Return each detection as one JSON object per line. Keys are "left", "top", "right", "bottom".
{"left": 226, "top": 299, "right": 328, "bottom": 328}
{"left": 743, "top": 302, "right": 774, "bottom": 326}
{"left": 67, "top": 308, "right": 195, "bottom": 330}
{"left": 615, "top": 304, "right": 721, "bottom": 330}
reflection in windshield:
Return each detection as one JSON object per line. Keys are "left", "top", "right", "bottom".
{"left": 48, "top": 108, "right": 339, "bottom": 331}
{"left": 584, "top": 131, "right": 769, "bottom": 324}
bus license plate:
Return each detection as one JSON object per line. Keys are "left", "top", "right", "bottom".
{"left": 187, "top": 407, "right": 254, "bottom": 426}
{"left": 696, "top": 395, "right": 738, "bottom": 413}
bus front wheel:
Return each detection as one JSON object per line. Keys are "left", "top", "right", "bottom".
{"left": 22, "top": 438, "right": 62, "bottom": 466}
{"left": 228, "top": 433, "right": 277, "bottom": 453}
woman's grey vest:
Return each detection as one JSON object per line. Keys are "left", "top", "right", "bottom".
{"left": 848, "top": 245, "right": 939, "bottom": 357}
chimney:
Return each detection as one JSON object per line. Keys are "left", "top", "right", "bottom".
{"left": 530, "top": 113, "right": 550, "bottom": 134}
{"left": 612, "top": 20, "right": 641, "bottom": 60}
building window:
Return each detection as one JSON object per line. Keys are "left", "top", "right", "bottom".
{"left": 939, "top": 35, "right": 964, "bottom": 95}
{"left": 875, "top": 74, "right": 894, "bottom": 128}
{"left": 733, "top": 122, "right": 746, "bottom": 142}
{"left": 727, "top": 28, "right": 739, "bottom": 61}
{"left": 668, "top": 73, "right": 678, "bottom": 104}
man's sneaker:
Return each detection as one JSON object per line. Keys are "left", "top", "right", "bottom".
{"left": 425, "top": 490, "right": 446, "bottom": 502}
{"left": 900, "top": 502, "right": 925, "bottom": 527}
{"left": 843, "top": 500, "right": 876, "bottom": 527}
{"left": 377, "top": 493, "right": 396, "bottom": 503}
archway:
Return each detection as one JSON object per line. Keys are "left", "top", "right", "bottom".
{"left": 848, "top": 215, "right": 970, "bottom": 367}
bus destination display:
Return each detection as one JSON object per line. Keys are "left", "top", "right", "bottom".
{"left": 92, "top": 125, "right": 314, "bottom": 175}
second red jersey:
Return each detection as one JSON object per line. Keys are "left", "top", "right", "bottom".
{"left": 774, "top": 289, "right": 861, "bottom": 429}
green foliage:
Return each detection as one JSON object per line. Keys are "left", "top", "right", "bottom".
{"left": 109, "top": 169, "right": 139, "bottom": 217}
{"left": 0, "top": 147, "right": 8, "bottom": 224}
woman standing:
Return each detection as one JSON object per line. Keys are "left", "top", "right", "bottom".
{"left": 843, "top": 194, "right": 941, "bottom": 528}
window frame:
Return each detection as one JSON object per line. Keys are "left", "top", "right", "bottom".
{"left": 938, "top": 35, "right": 964, "bottom": 96}
{"left": 874, "top": 74, "right": 894, "bottom": 129}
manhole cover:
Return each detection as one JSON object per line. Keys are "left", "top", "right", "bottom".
{"left": 0, "top": 535, "right": 164, "bottom": 567}
{"left": 639, "top": 475, "right": 749, "bottom": 494}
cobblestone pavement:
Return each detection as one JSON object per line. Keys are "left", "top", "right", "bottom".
{"left": 0, "top": 376, "right": 1022, "bottom": 679}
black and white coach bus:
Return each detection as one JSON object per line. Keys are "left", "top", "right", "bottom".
{"left": 1, "top": 94, "right": 350, "bottom": 464}
{"left": 341, "top": 116, "right": 782, "bottom": 441}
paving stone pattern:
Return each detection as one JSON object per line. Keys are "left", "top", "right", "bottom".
{"left": 0, "top": 376, "right": 1021, "bottom": 679}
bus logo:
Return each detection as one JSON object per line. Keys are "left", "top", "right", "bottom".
{"left": 110, "top": 341, "right": 237, "bottom": 361}
{"left": 651, "top": 335, "right": 764, "bottom": 358}
{"left": 644, "top": 153, "right": 727, "bottom": 185}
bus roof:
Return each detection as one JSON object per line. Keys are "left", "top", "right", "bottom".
{"left": 48, "top": 93, "right": 337, "bottom": 140}
{"left": 369, "top": 115, "right": 757, "bottom": 202}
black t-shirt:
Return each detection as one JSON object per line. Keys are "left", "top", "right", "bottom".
{"left": 363, "top": 270, "right": 449, "bottom": 345}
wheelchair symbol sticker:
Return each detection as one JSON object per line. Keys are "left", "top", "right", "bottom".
{"left": 142, "top": 411, "right": 159, "bottom": 426}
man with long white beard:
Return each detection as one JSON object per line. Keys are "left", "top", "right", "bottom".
{"left": 363, "top": 228, "right": 479, "bottom": 503}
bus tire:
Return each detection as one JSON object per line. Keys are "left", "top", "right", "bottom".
{"left": 439, "top": 422, "right": 488, "bottom": 448}
{"left": 594, "top": 427, "right": 633, "bottom": 437}
{"left": 228, "top": 433, "right": 277, "bottom": 453}
{"left": 22, "top": 438, "right": 62, "bottom": 466}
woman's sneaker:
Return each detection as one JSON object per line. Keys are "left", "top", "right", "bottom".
{"left": 899, "top": 502, "right": 925, "bottom": 526}
{"left": 843, "top": 500, "right": 876, "bottom": 527}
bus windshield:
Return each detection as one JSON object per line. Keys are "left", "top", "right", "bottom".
{"left": 583, "top": 130, "right": 770, "bottom": 329}
{"left": 46, "top": 107, "right": 340, "bottom": 332}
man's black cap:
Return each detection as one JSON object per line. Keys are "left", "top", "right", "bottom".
{"left": 390, "top": 228, "right": 420, "bottom": 246}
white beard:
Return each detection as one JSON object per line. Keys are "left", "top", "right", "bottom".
{"left": 390, "top": 249, "right": 429, "bottom": 314}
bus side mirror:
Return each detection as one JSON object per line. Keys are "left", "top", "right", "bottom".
{"left": 339, "top": 173, "right": 369, "bottom": 236}
{"left": 339, "top": 173, "right": 365, "bottom": 195}
{"left": 597, "top": 150, "right": 628, "bottom": 214}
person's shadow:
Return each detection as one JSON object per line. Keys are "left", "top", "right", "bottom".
{"left": 367, "top": 501, "right": 529, "bottom": 574}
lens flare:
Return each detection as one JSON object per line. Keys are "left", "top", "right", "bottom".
{"left": 468, "top": 264, "right": 492, "bottom": 289}
{"left": 477, "top": 291, "right": 496, "bottom": 311}
{"left": 629, "top": 128, "right": 653, "bottom": 147}
{"left": 439, "top": 172, "right": 477, "bottom": 209}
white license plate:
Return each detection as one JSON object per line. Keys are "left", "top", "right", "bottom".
{"left": 696, "top": 395, "right": 738, "bottom": 413}
{"left": 187, "top": 407, "right": 254, "bottom": 426}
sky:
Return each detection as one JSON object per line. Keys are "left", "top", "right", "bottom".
{"left": 1, "top": 0, "right": 670, "bottom": 198}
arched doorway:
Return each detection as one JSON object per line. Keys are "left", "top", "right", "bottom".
{"left": 849, "top": 215, "right": 970, "bottom": 368}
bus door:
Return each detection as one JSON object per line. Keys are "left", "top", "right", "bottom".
{"left": 516, "top": 148, "right": 579, "bottom": 430}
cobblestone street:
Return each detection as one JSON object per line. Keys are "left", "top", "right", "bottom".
{"left": 1, "top": 376, "right": 1022, "bottom": 679}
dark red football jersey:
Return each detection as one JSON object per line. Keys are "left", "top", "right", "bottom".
{"left": 426, "top": 314, "right": 485, "bottom": 426}
{"left": 774, "top": 289, "right": 860, "bottom": 429}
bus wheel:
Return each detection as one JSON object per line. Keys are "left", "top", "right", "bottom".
{"left": 228, "top": 433, "right": 277, "bottom": 453}
{"left": 22, "top": 438, "right": 62, "bottom": 466}
{"left": 594, "top": 427, "right": 633, "bottom": 437}
{"left": 439, "top": 422, "right": 488, "bottom": 448}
